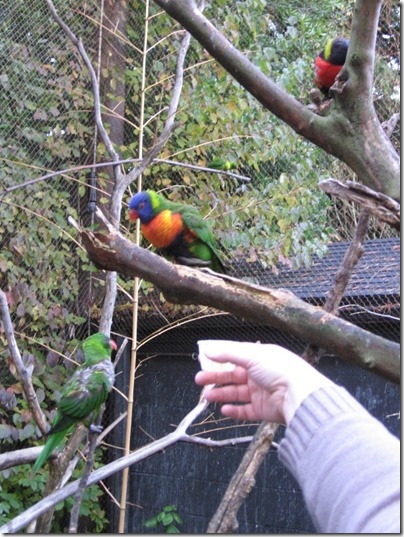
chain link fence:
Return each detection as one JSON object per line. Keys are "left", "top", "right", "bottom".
{"left": 0, "top": 0, "right": 399, "bottom": 532}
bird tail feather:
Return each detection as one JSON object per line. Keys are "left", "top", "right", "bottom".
{"left": 33, "top": 429, "right": 66, "bottom": 471}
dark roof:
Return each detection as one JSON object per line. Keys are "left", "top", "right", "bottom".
{"left": 230, "top": 238, "right": 400, "bottom": 301}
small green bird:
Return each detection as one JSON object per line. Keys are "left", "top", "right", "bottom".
{"left": 34, "top": 333, "right": 116, "bottom": 471}
{"left": 128, "top": 190, "right": 227, "bottom": 273}
{"left": 208, "top": 157, "right": 238, "bottom": 171}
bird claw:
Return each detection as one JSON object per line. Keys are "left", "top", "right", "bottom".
{"left": 176, "top": 256, "right": 211, "bottom": 268}
{"left": 89, "top": 424, "right": 103, "bottom": 434}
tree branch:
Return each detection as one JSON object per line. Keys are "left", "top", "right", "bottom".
{"left": 319, "top": 179, "right": 400, "bottom": 230}
{"left": 0, "top": 387, "right": 249, "bottom": 534}
{"left": 302, "top": 210, "right": 370, "bottom": 364}
{"left": 44, "top": 0, "right": 120, "bottom": 165}
{"left": 340, "top": 0, "right": 382, "bottom": 99}
{"left": 70, "top": 220, "right": 399, "bottom": 383}
{"left": 0, "top": 290, "right": 48, "bottom": 434}
{"left": 153, "top": 0, "right": 400, "bottom": 201}
{"left": 207, "top": 422, "right": 278, "bottom": 533}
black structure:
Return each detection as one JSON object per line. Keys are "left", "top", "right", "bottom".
{"left": 107, "top": 238, "right": 400, "bottom": 533}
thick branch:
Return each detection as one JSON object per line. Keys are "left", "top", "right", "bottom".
{"left": 341, "top": 0, "right": 381, "bottom": 98}
{"left": 153, "top": 0, "right": 400, "bottom": 201}
{"left": 319, "top": 179, "right": 400, "bottom": 230}
{"left": 153, "top": 0, "right": 316, "bottom": 141}
{"left": 73, "top": 222, "right": 399, "bottom": 383}
{"left": 207, "top": 422, "right": 278, "bottom": 533}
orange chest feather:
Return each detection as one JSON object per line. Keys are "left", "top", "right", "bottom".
{"left": 141, "top": 210, "right": 185, "bottom": 248}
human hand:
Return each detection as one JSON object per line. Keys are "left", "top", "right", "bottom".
{"left": 195, "top": 340, "right": 333, "bottom": 425}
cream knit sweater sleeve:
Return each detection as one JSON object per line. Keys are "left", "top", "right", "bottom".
{"left": 278, "top": 385, "right": 400, "bottom": 533}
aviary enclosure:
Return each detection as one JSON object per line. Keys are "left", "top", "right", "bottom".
{"left": 0, "top": 0, "right": 399, "bottom": 533}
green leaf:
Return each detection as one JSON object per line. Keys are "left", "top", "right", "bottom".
{"left": 166, "top": 524, "right": 181, "bottom": 533}
{"left": 162, "top": 513, "right": 174, "bottom": 526}
{"left": 144, "top": 517, "right": 159, "bottom": 528}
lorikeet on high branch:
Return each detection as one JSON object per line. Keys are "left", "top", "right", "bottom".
{"left": 34, "top": 333, "right": 116, "bottom": 471}
{"left": 128, "top": 190, "right": 227, "bottom": 273}
{"left": 208, "top": 157, "right": 238, "bottom": 171}
{"left": 314, "top": 37, "right": 349, "bottom": 96}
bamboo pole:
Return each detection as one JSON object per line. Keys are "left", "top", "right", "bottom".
{"left": 117, "top": 0, "right": 149, "bottom": 531}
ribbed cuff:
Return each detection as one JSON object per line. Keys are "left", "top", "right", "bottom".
{"left": 278, "top": 385, "right": 368, "bottom": 478}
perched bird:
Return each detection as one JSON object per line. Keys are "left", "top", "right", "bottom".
{"left": 314, "top": 37, "right": 349, "bottom": 95}
{"left": 34, "top": 333, "right": 116, "bottom": 471}
{"left": 128, "top": 190, "right": 227, "bottom": 273}
{"left": 208, "top": 157, "right": 238, "bottom": 171}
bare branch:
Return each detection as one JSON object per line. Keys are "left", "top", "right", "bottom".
{"left": 72, "top": 222, "right": 400, "bottom": 383}
{"left": 0, "top": 389, "right": 247, "bottom": 534}
{"left": 153, "top": 0, "right": 400, "bottom": 201}
{"left": 302, "top": 210, "right": 370, "bottom": 364}
{"left": 0, "top": 447, "right": 47, "bottom": 471}
{"left": 44, "top": 0, "right": 120, "bottom": 164}
{"left": 0, "top": 290, "right": 48, "bottom": 434}
{"left": 340, "top": 0, "right": 382, "bottom": 98}
{"left": 109, "top": 27, "right": 195, "bottom": 220}
{"left": 208, "top": 422, "right": 278, "bottom": 532}
{"left": 0, "top": 158, "right": 250, "bottom": 197}
{"left": 319, "top": 179, "right": 400, "bottom": 230}
{"left": 382, "top": 112, "right": 400, "bottom": 139}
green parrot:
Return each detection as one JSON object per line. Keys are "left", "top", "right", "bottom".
{"left": 208, "top": 157, "right": 238, "bottom": 171}
{"left": 129, "top": 190, "right": 227, "bottom": 273}
{"left": 34, "top": 333, "right": 117, "bottom": 471}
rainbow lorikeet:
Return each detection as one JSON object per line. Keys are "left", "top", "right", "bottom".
{"left": 128, "top": 190, "right": 227, "bottom": 273}
{"left": 34, "top": 333, "right": 116, "bottom": 471}
{"left": 314, "top": 37, "right": 349, "bottom": 96}
{"left": 208, "top": 157, "right": 238, "bottom": 171}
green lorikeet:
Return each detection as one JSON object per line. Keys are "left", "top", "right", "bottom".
{"left": 128, "top": 190, "right": 227, "bottom": 273}
{"left": 34, "top": 333, "right": 116, "bottom": 471}
{"left": 314, "top": 37, "right": 349, "bottom": 96}
{"left": 208, "top": 157, "right": 238, "bottom": 171}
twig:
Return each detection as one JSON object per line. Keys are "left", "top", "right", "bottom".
{"left": 0, "top": 290, "right": 48, "bottom": 434}
{"left": 319, "top": 179, "right": 400, "bottom": 230}
{"left": 0, "top": 158, "right": 250, "bottom": 196}
{"left": 381, "top": 112, "right": 400, "bottom": 139}
{"left": 0, "top": 389, "right": 256, "bottom": 534}
{"left": 68, "top": 419, "right": 103, "bottom": 533}
{"left": 302, "top": 209, "right": 370, "bottom": 364}
{"left": 338, "top": 304, "right": 400, "bottom": 322}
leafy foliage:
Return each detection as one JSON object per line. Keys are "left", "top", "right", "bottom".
{"left": 0, "top": 458, "right": 107, "bottom": 532}
{"left": 144, "top": 504, "right": 184, "bottom": 534}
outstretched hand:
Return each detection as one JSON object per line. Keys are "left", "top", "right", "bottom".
{"left": 195, "top": 341, "right": 333, "bottom": 425}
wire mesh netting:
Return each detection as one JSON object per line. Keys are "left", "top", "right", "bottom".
{"left": 0, "top": 0, "right": 400, "bottom": 532}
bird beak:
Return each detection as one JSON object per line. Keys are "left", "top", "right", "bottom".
{"left": 129, "top": 209, "right": 138, "bottom": 221}
{"left": 109, "top": 339, "right": 118, "bottom": 351}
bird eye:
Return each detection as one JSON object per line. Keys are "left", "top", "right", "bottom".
{"left": 139, "top": 202, "right": 145, "bottom": 209}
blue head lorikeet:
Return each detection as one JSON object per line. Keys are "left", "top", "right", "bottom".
{"left": 128, "top": 190, "right": 227, "bottom": 273}
{"left": 314, "top": 37, "right": 349, "bottom": 96}
{"left": 34, "top": 333, "right": 116, "bottom": 471}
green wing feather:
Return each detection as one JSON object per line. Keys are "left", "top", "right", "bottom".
{"left": 181, "top": 211, "right": 226, "bottom": 272}
{"left": 34, "top": 334, "right": 114, "bottom": 471}
{"left": 153, "top": 192, "right": 227, "bottom": 272}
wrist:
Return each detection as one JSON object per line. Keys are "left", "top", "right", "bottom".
{"left": 283, "top": 371, "right": 333, "bottom": 425}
